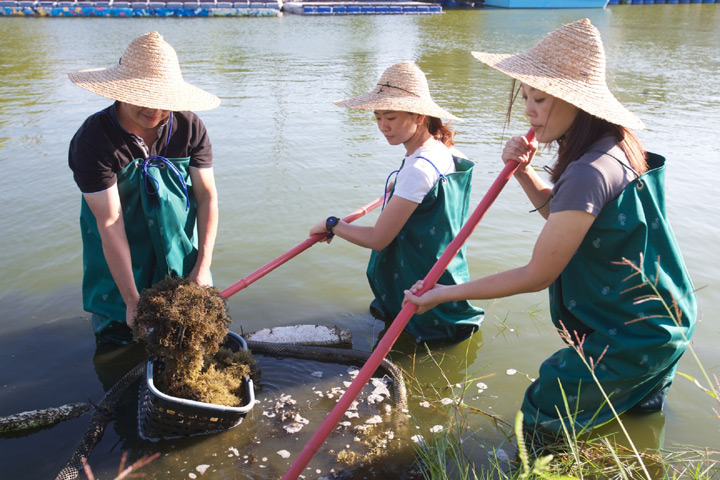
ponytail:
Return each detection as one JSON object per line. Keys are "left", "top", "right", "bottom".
{"left": 425, "top": 116, "right": 456, "bottom": 148}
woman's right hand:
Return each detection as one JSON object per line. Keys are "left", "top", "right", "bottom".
{"left": 310, "top": 220, "right": 333, "bottom": 244}
{"left": 402, "top": 280, "right": 449, "bottom": 315}
{"left": 501, "top": 135, "right": 538, "bottom": 175}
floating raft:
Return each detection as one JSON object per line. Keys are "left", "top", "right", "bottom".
{"left": 283, "top": 1, "right": 442, "bottom": 14}
{"left": 0, "top": 0, "right": 442, "bottom": 15}
{"left": 483, "top": 0, "right": 607, "bottom": 6}
{"left": 0, "top": 0, "right": 281, "bottom": 16}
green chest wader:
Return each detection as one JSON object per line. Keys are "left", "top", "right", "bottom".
{"left": 521, "top": 152, "right": 696, "bottom": 436}
{"left": 80, "top": 155, "right": 200, "bottom": 338}
{"left": 367, "top": 156, "right": 485, "bottom": 343}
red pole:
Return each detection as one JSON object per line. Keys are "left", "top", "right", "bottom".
{"left": 220, "top": 194, "right": 387, "bottom": 299}
{"left": 282, "top": 128, "right": 535, "bottom": 479}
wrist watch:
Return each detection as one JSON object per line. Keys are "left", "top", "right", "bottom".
{"left": 325, "top": 216, "right": 340, "bottom": 234}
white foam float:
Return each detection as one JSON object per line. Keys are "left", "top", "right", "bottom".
{"left": 243, "top": 324, "right": 352, "bottom": 346}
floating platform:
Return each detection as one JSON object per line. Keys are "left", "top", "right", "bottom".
{"left": 483, "top": 0, "right": 607, "bottom": 7}
{"left": 0, "top": 0, "right": 443, "bottom": 15}
{"left": 0, "top": 0, "right": 281, "bottom": 16}
{"left": 283, "top": 1, "right": 442, "bottom": 14}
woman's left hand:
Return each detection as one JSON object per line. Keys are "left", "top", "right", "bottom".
{"left": 187, "top": 265, "right": 212, "bottom": 287}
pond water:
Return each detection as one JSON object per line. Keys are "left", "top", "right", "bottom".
{"left": 1, "top": 4, "right": 719, "bottom": 479}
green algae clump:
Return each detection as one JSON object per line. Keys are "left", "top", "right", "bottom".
{"left": 133, "top": 276, "right": 257, "bottom": 407}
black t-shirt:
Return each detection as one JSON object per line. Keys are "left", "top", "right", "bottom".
{"left": 68, "top": 104, "right": 213, "bottom": 194}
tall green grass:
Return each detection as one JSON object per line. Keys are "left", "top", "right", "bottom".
{"left": 408, "top": 257, "right": 719, "bottom": 479}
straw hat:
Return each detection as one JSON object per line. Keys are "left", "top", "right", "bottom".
{"left": 68, "top": 31, "right": 220, "bottom": 112}
{"left": 471, "top": 19, "right": 643, "bottom": 130}
{"left": 334, "top": 61, "right": 460, "bottom": 121}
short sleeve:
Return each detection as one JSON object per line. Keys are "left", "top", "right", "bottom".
{"left": 393, "top": 164, "right": 436, "bottom": 203}
{"left": 550, "top": 162, "right": 609, "bottom": 216}
{"left": 68, "top": 110, "right": 125, "bottom": 193}
{"left": 170, "top": 112, "right": 213, "bottom": 169}
{"left": 392, "top": 141, "right": 454, "bottom": 203}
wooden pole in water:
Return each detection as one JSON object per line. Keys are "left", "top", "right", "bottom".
{"left": 0, "top": 403, "right": 91, "bottom": 435}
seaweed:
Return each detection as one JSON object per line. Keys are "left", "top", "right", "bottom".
{"left": 133, "top": 276, "right": 258, "bottom": 406}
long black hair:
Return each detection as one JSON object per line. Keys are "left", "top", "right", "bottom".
{"left": 506, "top": 80, "right": 648, "bottom": 183}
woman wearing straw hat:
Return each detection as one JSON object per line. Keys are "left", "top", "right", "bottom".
{"left": 404, "top": 19, "right": 696, "bottom": 438}
{"left": 68, "top": 32, "right": 221, "bottom": 344}
{"left": 310, "top": 61, "right": 484, "bottom": 343}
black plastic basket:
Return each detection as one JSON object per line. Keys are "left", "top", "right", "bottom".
{"left": 137, "top": 331, "right": 256, "bottom": 441}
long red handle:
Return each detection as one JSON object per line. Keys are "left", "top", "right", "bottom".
{"left": 282, "top": 128, "right": 535, "bottom": 479}
{"left": 220, "top": 194, "right": 387, "bottom": 299}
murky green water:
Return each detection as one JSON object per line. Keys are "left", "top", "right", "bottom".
{"left": 1, "top": 4, "right": 719, "bottom": 479}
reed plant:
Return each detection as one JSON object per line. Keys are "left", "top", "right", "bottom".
{"left": 407, "top": 256, "right": 719, "bottom": 479}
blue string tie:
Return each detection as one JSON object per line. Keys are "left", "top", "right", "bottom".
{"left": 141, "top": 155, "right": 190, "bottom": 212}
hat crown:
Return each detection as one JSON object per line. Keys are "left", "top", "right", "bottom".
{"left": 471, "top": 18, "right": 643, "bottom": 130}
{"left": 118, "top": 31, "right": 184, "bottom": 85}
{"left": 373, "top": 61, "right": 432, "bottom": 101}
{"left": 526, "top": 18, "right": 606, "bottom": 87}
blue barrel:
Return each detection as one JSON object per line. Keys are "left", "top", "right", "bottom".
{"left": 317, "top": 5, "right": 330, "bottom": 13}
{"left": 332, "top": 5, "right": 345, "bottom": 12}
{"left": 346, "top": 4, "right": 359, "bottom": 13}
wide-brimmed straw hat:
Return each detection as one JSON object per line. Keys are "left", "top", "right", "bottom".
{"left": 471, "top": 19, "right": 643, "bottom": 130}
{"left": 68, "top": 31, "right": 220, "bottom": 112}
{"left": 334, "top": 61, "right": 460, "bottom": 121}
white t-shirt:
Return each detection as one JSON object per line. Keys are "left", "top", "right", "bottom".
{"left": 392, "top": 140, "right": 456, "bottom": 204}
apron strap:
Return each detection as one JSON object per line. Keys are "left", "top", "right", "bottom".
{"left": 382, "top": 156, "right": 447, "bottom": 210}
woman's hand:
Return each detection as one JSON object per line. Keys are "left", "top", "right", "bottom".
{"left": 402, "top": 280, "right": 449, "bottom": 315}
{"left": 310, "top": 220, "right": 333, "bottom": 244}
{"left": 502, "top": 135, "right": 538, "bottom": 175}
{"left": 126, "top": 302, "right": 137, "bottom": 329}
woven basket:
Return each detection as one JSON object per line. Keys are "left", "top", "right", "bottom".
{"left": 137, "top": 331, "right": 255, "bottom": 440}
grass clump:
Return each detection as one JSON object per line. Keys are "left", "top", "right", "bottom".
{"left": 133, "top": 276, "right": 258, "bottom": 406}
{"left": 408, "top": 256, "right": 720, "bottom": 480}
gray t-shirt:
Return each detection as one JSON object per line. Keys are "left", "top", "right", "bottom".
{"left": 550, "top": 136, "right": 638, "bottom": 217}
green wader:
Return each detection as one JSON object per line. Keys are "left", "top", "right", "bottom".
{"left": 80, "top": 155, "right": 200, "bottom": 340}
{"left": 367, "top": 156, "right": 485, "bottom": 343}
{"left": 522, "top": 152, "right": 696, "bottom": 436}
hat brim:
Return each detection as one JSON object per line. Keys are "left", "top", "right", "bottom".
{"left": 334, "top": 93, "right": 461, "bottom": 121}
{"left": 472, "top": 51, "right": 644, "bottom": 130}
{"left": 68, "top": 66, "right": 220, "bottom": 112}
